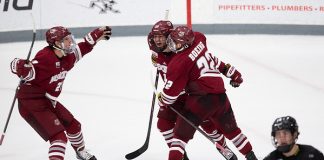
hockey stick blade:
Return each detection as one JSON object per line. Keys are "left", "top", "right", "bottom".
{"left": 125, "top": 69, "right": 159, "bottom": 159}
{"left": 125, "top": 142, "right": 148, "bottom": 160}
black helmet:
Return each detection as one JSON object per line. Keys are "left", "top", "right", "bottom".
{"left": 271, "top": 116, "right": 300, "bottom": 153}
{"left": 271, "top": 116, "right": 299, "bottom": 137}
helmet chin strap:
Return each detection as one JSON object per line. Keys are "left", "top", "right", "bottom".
{"left": 53, "top": 43, "right": 76, "bottom": 57}
{"left": 52, "top": 35, "right": 77, "bottom": 57}
{"left": 277, "top": 143, "right": 295, "bottom": 153}
{"left": 53, "top": 45, "right": 67, "bottom": 56}
{"left": 275, "top": 131, "right": 299, "bottom": 154}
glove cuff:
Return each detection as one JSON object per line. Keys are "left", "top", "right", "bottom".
{"left": 11, "top": 58, "right": 20, "bottom": 73}
{"left": 84, "top": 33, "right": 96, "bottom": 45}
{"left": 226, "top": 66, "right": 236, "bottom": 78}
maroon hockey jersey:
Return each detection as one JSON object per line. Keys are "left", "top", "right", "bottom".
{"left": 161, "top": 32, "right": 228, "bottom": 105}
{"left": 19, "top": 42, "right": 93, "bottom": 101}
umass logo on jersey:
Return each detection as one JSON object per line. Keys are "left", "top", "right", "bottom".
{"left": 49, "top": 71, "right": 68, "bottom": 84}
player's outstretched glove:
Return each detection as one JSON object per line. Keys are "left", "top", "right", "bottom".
{"left": 230, "top": 75, "right": 243, "bottom": 88}
{"left": 10, "top": 58, "right": 34, "bottom": 80}
{"left": 225, "top": 63, "right": 243, "bottom": 88}
{"left": 85, "top": 26, "right": 112, "bottom": 45}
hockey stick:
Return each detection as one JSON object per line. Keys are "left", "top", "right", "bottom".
{"left": 125, "top": 69, "right": 159, "bottom": 160}
{"left": 0, "top": 13, "right": 36, "bottom": 146}
{"left": 169, "top": 107, "right": 237, "bottom": 160}
{"left": 125, "top": 10, "right": 169, "bottom": 159}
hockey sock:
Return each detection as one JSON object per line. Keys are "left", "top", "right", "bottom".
{"left": 169, "top": 138, "right": 187, "bottom": 160}
{"left": 227, "top": 129, "right": 252, "bottom": 155}
{"left": 157, "top": 118, "right": 175, "bottom": 147}
{"left": 49, "top": 131, "right": 67, "bottom": 160}
{"left": 65, "top": 119, "right": 85, "bottom": 151}
{"left": 67, "top": 131, "right": 85, "bottom": 151}
{"left": 200, "top": 120, "right": 227, "bottom": 148}
{"left": 206, "top": 129, "right": 226, "bottom": 147}
{"left": 161, "top": 128, "right": 174, "bottom": 147}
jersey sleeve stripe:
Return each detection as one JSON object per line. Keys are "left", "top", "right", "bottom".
{"left": 215, "top": 57, "right": 221, "bottom": 69}
{"left": 161, "top": 91, "right": 178, "bottom": 105}
{"left": 23, "top": 63, "right": 36, "bottom": 81}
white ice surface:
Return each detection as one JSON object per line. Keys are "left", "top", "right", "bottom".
{"left": 0, "top": 34, "right": 324, "bottom": 159}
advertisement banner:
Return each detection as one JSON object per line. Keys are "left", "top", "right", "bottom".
{"left": 170, "top": 0, "right": 324, "bottom": 25}
{"left": 1, "top": 0, "right": 323, "bottom": 32}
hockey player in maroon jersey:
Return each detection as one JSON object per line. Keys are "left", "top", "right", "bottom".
{"left": 148, "top": 21, "right": 237, "bottom": 160}
{"left": 157, "top": 26, "right": 258, "bottom": 160}
{"left": 264, "top": 116, "right": 324, "bottom": 160}
{"left": 10, "top": 26, "right": 111, "bottom": 160}
{"left": 148, "top": 20, "right": 190, "bottom": 160}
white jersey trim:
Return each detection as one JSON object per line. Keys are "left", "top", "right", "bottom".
{"left": 169, "top": 147, "right": 185, "bottom": 154}
{"left": 215, "top": 57, "right": 221, "bottom": 69}
{"left": 161, "top": 91, "right": 178, "bottom": 105}
{"left": 199, "top": 73, "right": 222, "bottom": 79}
{"left": 45, "top": 93, "right": 58, "bottom": 101}
{"left": 23, "top": 63, "right": 36, "bottom": 82}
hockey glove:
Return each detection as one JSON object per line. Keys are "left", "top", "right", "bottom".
{"left": 10, "top": 58, "right": 34, "bottom": 80}
{"left": 151, "top": 53, "right": 158, "bottom": 67}
{"left": 225, "top": 64, "right": 243, "bottom": 88}
{"left": 230, "top": 75, "right": 243, "bottom": 88}
{"left": 157, "top": 92, "right": 167, "bottom": 107}
{"left": 84, "top": 26, "right": 112, "bottom": 45}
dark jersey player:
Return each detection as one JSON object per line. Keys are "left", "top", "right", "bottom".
{"left": 264, "top": 116, "right": 324, "bottom": 160}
